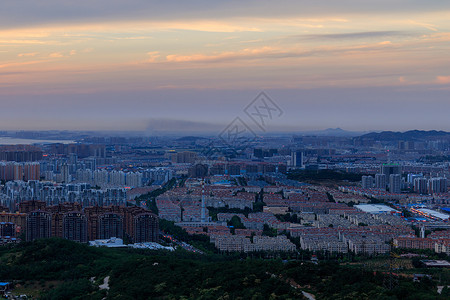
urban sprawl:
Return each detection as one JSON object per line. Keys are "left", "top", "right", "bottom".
{"left": 1, "top": 131, "right": 450, "bottom": 257}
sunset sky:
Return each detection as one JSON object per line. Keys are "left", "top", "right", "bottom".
{"left": 1, "top": 1, "right": 450, "bottom": 133}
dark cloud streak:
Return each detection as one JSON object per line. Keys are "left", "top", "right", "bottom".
{"left": 1, "top": 1, "right": 449, "bottom": 30}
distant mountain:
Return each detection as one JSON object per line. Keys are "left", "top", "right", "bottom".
{"left": 355, "top": 130, "right": 450, "bottom": 141}
{"left": 299, "top": 128, "right": 364, "bottom": 137}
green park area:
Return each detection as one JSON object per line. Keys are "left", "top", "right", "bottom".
{"left": 1, "top": 238, "right": 449, "bottom": 299}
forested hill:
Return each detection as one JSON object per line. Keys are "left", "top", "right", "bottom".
{"left": 354, "top": 130, "right": 450, "bottom": 142}
{"left": 0, "top": 239, "right": 448, "bottom": 299}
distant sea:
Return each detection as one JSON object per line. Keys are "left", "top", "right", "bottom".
{"left": 0, "top": 137, "right": 75, "bottom": 145}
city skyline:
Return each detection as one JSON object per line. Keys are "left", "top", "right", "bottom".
{"left": 1, "top": 1, "right": 450, "bottom": 131}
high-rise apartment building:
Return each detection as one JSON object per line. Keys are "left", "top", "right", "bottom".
{"left": 26, "top": 211, "right": 52, "bottom": 241}
{"left": 94, "top": 169, "right": 109, "bottom": 186}
{"left": 290, "top": 151, "right": 304, "bottom": 168}
{"left": 414, "top": 177, "right": 428, "bottom": 194}
{"left": 188, "top": 164, "right": 209, "bottom": 178}
{"left": 110, "top": 170, "right": 126, "bottom": 186}
{"left": 428, "top": 177, "right": 447, "bottom": 194}
{"left": 63, "top": 212, "right": 88, "bottom": 243}
{"left": 172, "top": 151, "right": 198, "bottom": 164}
{"left": 389, "top": 174, "right": 401, "bottom": 194}
{"left": 47, "top": 203, "right": 83, "bottom": 238}
{"left": 0, "top": 222, "right": 15, "bottom": 237}
{"left": 61, "top": 163, "right": 70, "bottom": 183}
{"left": 0, "top": 212, "right": 26, "bottom": 230}
{"left": 98, "top": 213, "right": 123, "bottom": 239}
{"left": 144, "top": 168, "right": 173, "bottom": 185}
{"left": 361, "top": 176, "right": 374, "bottom": 189}
{"left": 227, "top": 164, "right": 241, "bottom": 176}
{"left": 23, "top": 162, "right": 40, "bottom": 181}
{"left": 76, "top": 169, "right": 93, "bottom": 183}
{"left": 13, "top": 163, "right": 23, "bottom": 181}
{"left": 407, "top": 174, "right": 423, "bottom": 185}
{"left": 49, "top": 143, "right": 105, "bottom": 158}
{"left": 19, "top": 200, "right": 47, "bottom": 214}
{"left": 375, "top": 174, "right": 386, "bottom": 189}
{"left": 381, "top": 164, "right": 401, "bottom": 182}
{"left": 126, "top": 172, "right": 143, "bottom": 187}
{"left": 12, "top": 201, "right": 157, "bottom": 242}
{"left": 133, "top": 213, "right": 159, "bottom": 243}
{"left": 0, "top": 162, "right": 15, "bottom": 181}
{"left": 0, "top": 162, "right": 41, "bottom": 182}
{"left": 0, "top": 145, "right": 43, "bottom": 162}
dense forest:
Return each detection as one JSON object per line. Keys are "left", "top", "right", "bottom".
{"left": 0, "top": 239, "right": 449, "bottom": 299}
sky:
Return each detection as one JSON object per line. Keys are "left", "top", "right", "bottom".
{"left": 1, "top": 0, "right": 450, "bottom": 133}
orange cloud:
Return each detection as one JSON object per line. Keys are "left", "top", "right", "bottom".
{"left": 409, "top": 20, "right": 438, "bottom": 31}
{"left": 0, "top": 60, "right": 50, "bottom": 69}
{"left": 18, "top": 52, "right": 39, "bottom": 57}
{"left": 0, "top": 39, "right": 46, "bottom": 45}
{"left": 165, "top": 46, "right": 277, "bottom": 63}
{"left": 436, "top": 76, "right": 450, "bottom": 84}
{"left": 49, "top": 52, "right": 64, "bottom": 58}
{"left": 162, "top": 40, "right": 400, "bottom": 64}
{"left": 146, "top": 51, "right": 160, "bottom": 62}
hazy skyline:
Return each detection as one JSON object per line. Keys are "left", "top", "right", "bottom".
{"left": 1, "top": 1, "right": 450, "bottom": 132}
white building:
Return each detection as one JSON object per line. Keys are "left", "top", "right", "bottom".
{"left": 89, "top": 237, "right": 127, "bottom": 248}
{"left": 126, "top": 172, "right": 143, "bottom": 188}
{"left": 109, "top": 171, "right": 126, "bottom": 186}
{"left": 94, "top": 169, "right": 109, "bottom": 186}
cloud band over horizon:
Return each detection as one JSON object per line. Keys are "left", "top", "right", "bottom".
{"left": 1, "top": 1, "right": 450, "bottom": 132}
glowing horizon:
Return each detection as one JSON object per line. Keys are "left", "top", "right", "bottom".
{"left": 1, "top": 1, "right": 450, "bottom": 132}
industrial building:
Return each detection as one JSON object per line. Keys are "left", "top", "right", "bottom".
{"left": 354, "top": 204, "right": 399, "bottom": 214}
